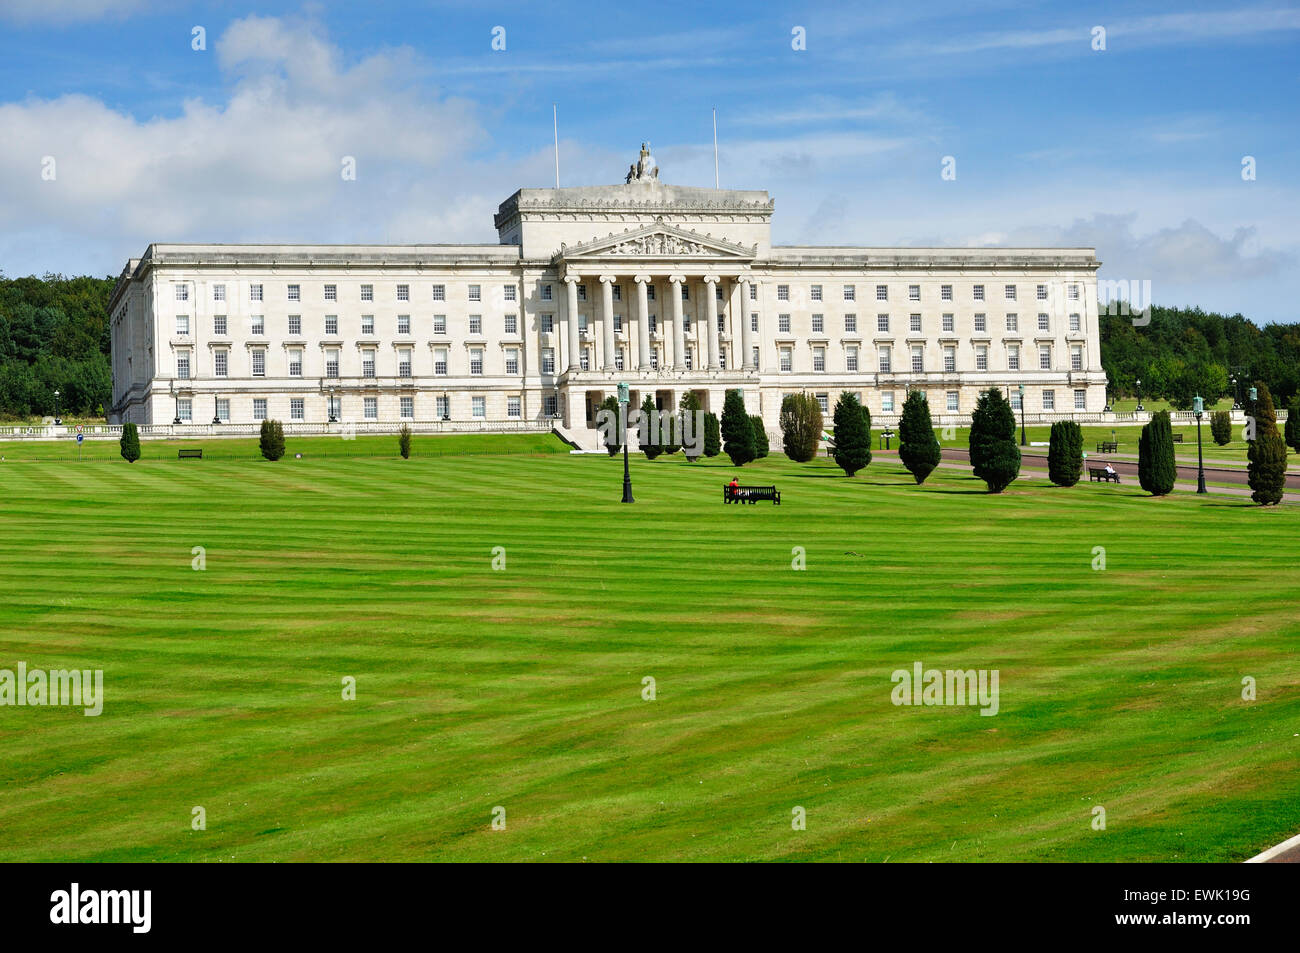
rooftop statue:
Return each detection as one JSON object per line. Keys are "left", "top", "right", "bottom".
{"left": 625, "top": 141, "right": 659, "bottom": 183}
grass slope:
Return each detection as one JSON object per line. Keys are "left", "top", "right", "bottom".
{"left": 0, "top": 444, "right": 1296, "bottom": 862}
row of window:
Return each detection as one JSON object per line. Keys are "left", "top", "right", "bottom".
{"left": 778, "top": 343, "right": 1087, "bottom": 374}
{"left": 799, "top": 388, "right": 1088, "bottom": 415}
{"left": 176, "top": 309, "right": 1086, "bottom": 339}
{"left": 174, "top": 394, "right": 538, "bottom": 423}
{"left": 176, "top": 281, "right": 1087, "bottom": 306}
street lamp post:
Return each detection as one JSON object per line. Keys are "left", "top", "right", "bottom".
{"left": 53, "top": 389, "right": 61, "bottom": 425}
{"left": 1248, "top": 386, "right": 1258, "bottom": 437}
{"left": 1135, "top": 378, "right": 1144, "bottom": 412}
{"left": 618, "top": 382, "right": 634, "bottom": 503}
{"left": 328, "top": 387, "right": 337, "bottom": 423}
{"left": 1017, "top": 383, "right": 1026, "bottom": 447}
{"left": 1194, "top": 395, "right": 1207, "bottom": 494}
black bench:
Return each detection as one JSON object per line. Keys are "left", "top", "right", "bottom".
{"left": 723, "top": 484, "right": 781, "bottom": 505}
{"left": 1172, "top": 432, "right": 1184, "bottom": 443}
{"left": 1096, "top": 441, "right": 1118, "bottom": 453}
{"left": 178, "top": 449, "right": 203, "bottom": 459}
{"left": 1088, "top": 466, "right": 1120, "bottom": 483}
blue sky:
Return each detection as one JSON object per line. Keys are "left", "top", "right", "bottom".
{"left": 0, "top": 0, "right": 1296, "bottom": 322}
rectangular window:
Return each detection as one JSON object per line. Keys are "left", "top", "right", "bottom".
{"left": 1037, "top": 284, "right": 1048, "bottom": 301}
{"left": 399, "top": 349, "right": 412, "bottom": 378}
{"left": 176, "top": 315, "right": 190, "bottom": 335}
{"left": 1068, "top": 283, "right": 1081, "bottom": 300}
{"left": 973, "top": 284, "right": 985, "bottom": 301}
{"left": 289, "top": 349, "right": 302, "bottom": 377}
{"left": 400, "top": 396, "right": 414, "bottom": 419}
{"left": 215, "top": 398, "right": 229, "bottom": 422}
{"left": 778, "top": 314, "right": 791, "bottom": 333}
{"left": 911, "top": 346, "right": 924, "bottom": 373}
{"left": 843, "top": 285, "right": 856, "bottom": 302}
{"left": 1005, "top": 284, "right": 1016, "bottom": 300}
{"left": 325, "top": 315, "right": 338, "bottom": 335}
{"left": 433, "top": 314, "right": 446, "bottom": 334}
{"left": 810, "top": 284, "right": 823, "bottom": 302}
{"left": 362, "top": 315, "right": 375, "bottom": 336}
{"left": 947, "top": 391, "right": 959, "bottom": 412}
{"left": 469, "top": 315, "right": 482, "bottom": 335}
{"left": 613, "top": 314, "right": 623, "bottom": 333}
{"left": 504, "top": 314, "right": 518, "bottom": 335}
{"left": 432, "top": 284, "right": 445, "bottom": 301}
{"left": 250, "top": 284, "right": 263, "bottom": 302}
{"left": 716, "top": 285, "right": 724, "bottom": 301}
{"left": 613, "top": 284, "right": 622, "bottom": 301}
{"left": 324, "top": 284, "right": 337, "bottom": 301}
{"left": 682, "top": 314, "right": 690, "bottom": 332}
{"left": 1075, "top": 389, "right": 1086, "bottom": 410}
{"left": 816, "top": 393, "right": 829, "bottom": 414}
{"left": 472, "top": 348, "right": 485, "bottom": 375}
{"left": 1043, "top": 389, "right": 1055, "bottom": 411}
{"left": 1039, "top": 345, "right": 1052, "bottom": 370}
{"left": 942, "top": 313, "right": 954, "bottom": 333}
{"left": 943, "top": 346, "right": 956, "bottom": 373}
{"left": 646, "top": 284, "right": 655, "bottom": 301}
{"left": 846, "top": 346, "right": 859, "bottom": 372}
{"left": 578, "top": 284, "right": 587, "bottom": 301}
{"left": 434, "top": 348, "right": 448, "bottom": 375}
{"left": 251, "top": 315, "right": 264, "bottom": 335}
{"left": 287, "top": 284, "right": 300, "bottom": 301}
{"left": 282, "top": 315, "right": 299, "bottom": 337}
{"left": 752, "top": 345, "right": 760, "bottom": 367}
{"left": 326, "top": 349, "right": 339, "bottom": 378}
{"left": 974, "top": 313, "right": 986, "bottom": 333}
{"left": 909, "top": 285, "right": 921, "bottom": 301}
{"left": 751, "top": 313, "right": 759, "bottom": 332}
{"left": 876, "top": 284, "right": 888, "bottom": 301}
{"left": 976, "top": 345, "right": 988, "bottom": 371}
{"left": 252, "top": 349, "right": 265, "bottom": 376}
{"left": 539, "top": 284, "right": 551, "bottom": 301}
{"left": 507, "top": 396, "right": 521, "bottom": 419}
{"left": 1069, "top": 312, "right": 1081, "bottom": 332}
{"left": 844, "top": 313, "right": 857, "bottom": 333}
{"left": 542, "top": 394, "right": 557, "bottom": 417}
{"left": 1011, "top": 390, "right": 1022, "bottom": 411}
{"left": 879, "top": 346, "right": 892, "bottom": 373}
{"left": 1071, "top": 345, "right": 1083, "bottom": 371}
{"left": 396, "top": 284, "right": 409, "bottom": 302}
{"left": 176, "top": 352, "right": 190, "bottom": 379}
{"left": 214, "top": 315, "right": 227, "bottom": 335}
{"left": 291, "top": 398, "right": 304, "bottom": 421}
{"left": 1038, "top": 313, "right": 1050, "bottom": 332}
{"left": 214, "top": 350, "right": 228, "bottom": 377}
{"left": 777, "top": 285, "right": 789, "bottom": 301}
{"left": 580, "top": 349, "right": 590, "bottom": 371}
{"left": 941, "top": 285, "right": 953, "bottom": 301}
{"left": 436, "top": 395, "right": 449, "bottom": 418}
{"left": 177, "top": 398, "right": 192, "bottom": 421}
{"left": 811, "top": 314, "right": 824, "bottom": 333}
{"left": 363, "top": 349, "right": 376, "bottom": 378}
{"left": 749, "top": 284, "right": 756, "bottom": 301}
{"left": 652, "top": 348, "right": 661, "bottom": 370}
{"left": 174, "top": 284, "right": 188, "bottom": 303}
{"left": 504, "top": 285, "right": 516, "bottom": 302}
{"left": 213, "top": 284, "right": 226, "bottom": 302}
{"left": 397, "top": 315, "right": 411, "bottom": 334}
{"left": 360, "top": 284, "right": 373, "bottom": 302}
{"left": 650, "top": 314, "right": 659, "bottom": 335}
{"left": 910, "top": 313, "right": 922, "bottom": 333}
{"left": 1008, "top": 345, "right": 1020, "bottom": 371}
{"left": 683, "top": 350, "right": 692, "bottom": 370}
{"left": 882, "top": 391, "right": 894, "bottom": 413}
{"left": 813, "top": 346, "right": 825, "bottom": 372}
{"left": 877, "top": 313, "right": 890, "bottom": 333}
{"left": 253, "top": 398, "right": 267, "bottom": 421}
{"left": 505, "top": 349, "right": 519, "bottom": 375}
{"left": 466, "top": 284, "right": 482, "bottom": 303}
{"left": 540, "top": 348, "right": 553, "bottom": 375}
{"left": 364, "top": 397, "right": 378, "bottom": 419}
{"left": 1006, "top": 313, "right": 1018, "bottom": 332}
{"left": 779, "top": 347, "right": 792, "bottom": 372}
{"left": 540, "top": 314, "right": 554, "bottom": 334}
{"left": 472, "top": 396, "right": 485, "bottom": 418}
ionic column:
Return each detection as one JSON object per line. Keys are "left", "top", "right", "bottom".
{"left": 704, "top": 275, "right": 721, "bottom": 371}
{"left": 739, "top": 276, "right": 754, "bottom": 370}
{"left": 669, "top": 274, "right": 686, "bottom": 370}
{"left": 634, "top": 274, "right": 652, "bottom": 371}
{"left": 564, "top": 275, "right": 581, "bottom": 373}
{"left": 599, "top": 275, "right": 616, "bottom": 370}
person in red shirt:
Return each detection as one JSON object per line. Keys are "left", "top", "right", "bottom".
{"left": 728, "top": 477, "right": 739, "bottom": 500}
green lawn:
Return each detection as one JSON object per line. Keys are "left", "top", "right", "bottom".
{"left": 1, "top": 438, "right": 1297, "bottom": 862}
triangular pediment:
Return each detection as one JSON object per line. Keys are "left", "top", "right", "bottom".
{"left": 556, "top": 220, "right": 756, "bottom": 262}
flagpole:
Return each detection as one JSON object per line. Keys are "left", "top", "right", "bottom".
{"left": 553, "top": 104, "right": 560, "bottom": 188}
{"left": 712, "top": 107, "right": 719, "bottom": 188}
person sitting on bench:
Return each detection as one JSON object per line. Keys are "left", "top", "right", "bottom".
{"left": 1104, "top": 463, "right": 1116, "bottom": 477}
{"left": 728, "top": 477, "right": 739, "bottom": 500}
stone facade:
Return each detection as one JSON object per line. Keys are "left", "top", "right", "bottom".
{"left": 109, "top": 144, "right": 1105, "bottom": 445}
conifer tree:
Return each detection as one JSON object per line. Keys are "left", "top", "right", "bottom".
{"left": 720, "top": 389, "right": 755, "bottom": 466}
{"left": 898, "top": 390, "right": 940, "bottom": 484}
{"left": 1046, "top": 420, "right": 1083, "bottom": 487}
{"left": 969, "top": 387, "right": 1022, "bottom": 492}
{"left": 1247, "top": 382, "right": 1287, "bottom": 505}
{"left": 831, "top": 391, "right": 871, "bottom": 476}
{"left": 119, "top": 421, "right": 140, "bottom": 463}
{"left": 1137, "top": 410, "right": 1175, "bottom": 495}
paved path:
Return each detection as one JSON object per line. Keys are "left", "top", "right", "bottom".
{"left": 1245, "top": 831, "right": 1300, "bottom": 863}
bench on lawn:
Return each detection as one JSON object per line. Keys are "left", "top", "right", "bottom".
{"left": 177, "top": 448, "right": 203, "bottom": 459}
{"left": 1088, "top": 466, "right": 1120, "bottom": 483}
{"left": 1172, "top": 432, "right": 1184, "bottom": 443}
{"left": 1096, "top": 441, "right": 1118, "bottom": 453}
{"left": 723, "top": 484, "right": 781, "bottom": 505}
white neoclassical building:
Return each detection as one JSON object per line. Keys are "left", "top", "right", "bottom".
{"left": 109, "top": 144, "right": 1106, "bottom": 446}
